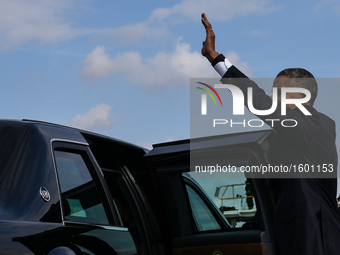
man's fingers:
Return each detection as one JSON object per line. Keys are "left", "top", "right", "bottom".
{"left": 201, "top": 13, "right": 208, "bottom": 28}
{"left": 201, "top": 18, "right": 208, "bottom": 30}
{"left": 201, "top": 13, "right": 213, "bottom": 32}
{"left": 202, "top": 13, "right": 210, "bottom": 25}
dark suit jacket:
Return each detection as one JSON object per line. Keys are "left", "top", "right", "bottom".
{"left": 221, "top": 65, "right": 340, "bottom": 255}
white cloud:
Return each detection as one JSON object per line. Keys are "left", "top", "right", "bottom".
{"left": 69, "top": 104, "right": 120, "bottom": 131}
{"left": 96, "top": 22, "right": 168, "bottom": 44}
{"left": 96, "top": 0, "right": 277, "bottom": 44}
{"left": 226, "top": 51, "right": 255, "bottom": 77}
{"left": 0, "top": 0, "right": 87, "bottom": 50}
{"left": 314, "top": 0, "right": 340, "bottom": 11}
{"left": 0, "top": 0, "right": 277, "bottom": 50}
{"left": 149, "top": 0, "right": 277, "bottom": 22}
{"left": 80, "top": 46, "right": 115, "bottom": 83}
{"left": 80, "top": 40, "right": 255, "bottom": 86}
{"left": 0, "top": 0, "right": 166, "bottom": 50}
{"left": 81, "top": 38, "right": 220, "bottom": 87}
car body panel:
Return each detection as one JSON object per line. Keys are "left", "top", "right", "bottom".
{"left": 0, "top": 120, "right": 278, "bottom": 254}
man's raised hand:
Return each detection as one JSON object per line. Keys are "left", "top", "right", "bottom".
{"left": 201, "top": 13, "right": 219, "bottom": 63}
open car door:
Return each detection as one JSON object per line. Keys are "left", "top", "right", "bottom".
{"left": 145, "top": 130, "right": 278, "bottom": 255}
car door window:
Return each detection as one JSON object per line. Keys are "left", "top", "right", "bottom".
{"left": 184, "top": 172, "right": 258, "bottom": 229}
{"left": 186, "top": 185, "right": 221, "bottom": 231}
{"left": 54, "top": 150, "right": 109, "bottom": 225}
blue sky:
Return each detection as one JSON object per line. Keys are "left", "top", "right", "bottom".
{"left": 1, "top": 0, "right": 340, "bottom": 150}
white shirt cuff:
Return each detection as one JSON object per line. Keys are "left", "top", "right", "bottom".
{"left": 213, "top": 57, "right": 232, "bottom": 76}
{"left": 224, "top": 57, "right": 233, "bottom": 68}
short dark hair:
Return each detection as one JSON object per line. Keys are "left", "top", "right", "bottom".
{"left": 276, "top": 68, "right": 318, "bottom": 105}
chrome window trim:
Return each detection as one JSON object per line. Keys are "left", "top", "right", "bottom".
{"left": 64, "top": 221, "right": 129, "bottom": 232}
{"left": 50, "top": 138, "right": 89, "bottom": 147}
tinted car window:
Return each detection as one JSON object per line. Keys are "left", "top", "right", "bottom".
{"left": 186, "top": 185, "right": 221, "bottom": 231}
{"left": 54, "top": 150, "right": 109, "bottom": 225}
{"left": 184, "top": 172, "right": 258, "bottom": 229}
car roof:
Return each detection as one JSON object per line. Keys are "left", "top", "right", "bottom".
{"left": 146, "top": 129, "right": 272, "bottom": 158}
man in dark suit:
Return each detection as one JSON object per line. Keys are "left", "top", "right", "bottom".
{"left": 200, "top": 13, "right": 340, "bottom": 255}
